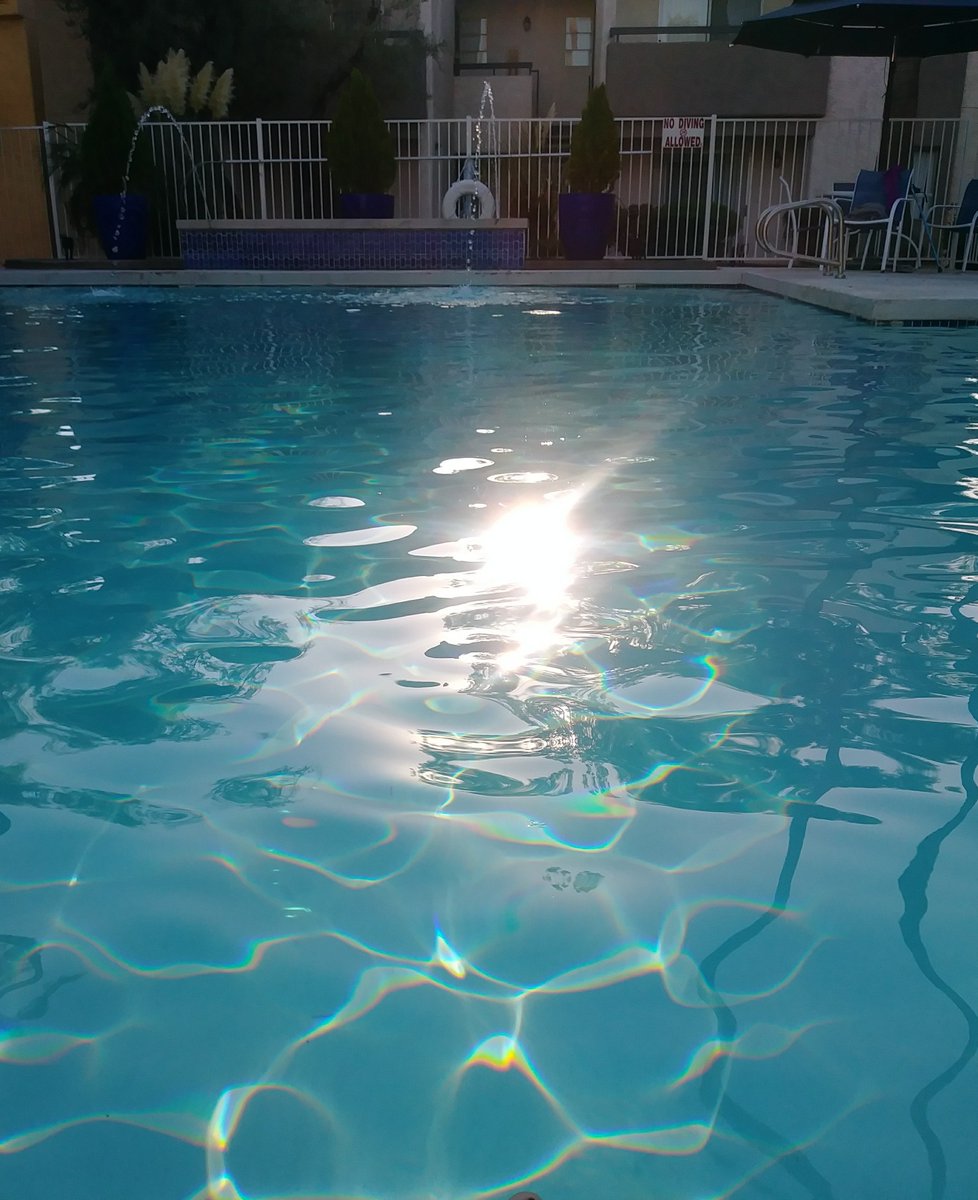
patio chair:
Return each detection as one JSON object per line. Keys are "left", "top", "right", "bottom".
{"left": 925, "top": 179, "right": 978, "bottom": 271}
{"left": 843, "top": 167, "right": 917, "bottom": 271}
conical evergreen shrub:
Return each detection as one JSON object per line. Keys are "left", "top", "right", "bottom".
{"left": 565, "top": 84, "right": 620, "bottom": 194}
{"left": 325, "top": 69, "right": 396, "bottom": 194}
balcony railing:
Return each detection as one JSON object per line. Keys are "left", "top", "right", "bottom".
{"left": 609, "top": 24, "right": 743, "bottom": 43}
{"left": 454, "top": 62, "right": 541, "bottom": 120}
{"left": 454, "top": 61, "right": 536, "bottom": 76}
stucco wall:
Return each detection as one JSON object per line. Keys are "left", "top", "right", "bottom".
{"left": 0, "top": 6, "right": 53, "bottom": 258}
{"left": 24, "top": 0, "right": 90, "bottom": 122}
{"left": 916, "top": 54, "right": 967, "bottom": 119}
{"left": 606, "top": 42, "right": 829, "bottom": 117}
{"left": 0, "top": 3, "right": 41, "bottom": 124}
{"left": 455, "top": 0, "right": 594, "bottom": 116}
{"left": 454, "top": 74, "right": 535, "bottom": 120}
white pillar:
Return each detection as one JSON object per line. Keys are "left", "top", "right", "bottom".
{"left": 950, "top": 52, "right": 978, "bottom": 202}
{"left": 418, "top": 0, "right": 456, "bottom": 216}
{"left": 593, "top": 0, "right": 617, "bottom": 88}
{"left": 805, "top": 57, "right": 888, "bottom": 198}
{"left": 421, "top": 0, "right": 455, "bottom": 119}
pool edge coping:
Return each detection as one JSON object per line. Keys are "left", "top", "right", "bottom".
{"left": 0, "top": 265, "right": 975, "bottom": 325}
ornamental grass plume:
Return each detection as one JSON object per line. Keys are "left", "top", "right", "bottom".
{"left": 188, "top": 62, "right": 214, "bottom": 114}
{"left": 157, "top": 48, "right": 190, "bottom": 116}
{"left": 130, "top": 51, "right": 231, "bottom": 120}
{"left": 135, "top": 62, "right": 155, "bottom": 108}
{"left": 208, "top": 69, "right": 234, "bottom": 120}
{"left": 132, "top": 61, "right": 163, "bottom": 113}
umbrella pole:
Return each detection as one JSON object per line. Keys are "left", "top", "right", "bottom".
{"left": 876, "top": 41, "right": 897, "bottom": 170}
{"left": 877, "top": 43, "right": 944, "bottom": 271}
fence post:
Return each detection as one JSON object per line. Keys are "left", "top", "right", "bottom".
{"left": 41, "top": 121, "right": 64, "bottom": 260}
{"left": 255, "top": 118, "right": 268, "bottom": 220}
{"left": 700, "top": 114, "right": 718, "bottom": 261}
{"left": 465, "top": 114, "right": 473, "bottom": 163}
{"left": 949, "top": 116, "right": 976, "bottom": 215}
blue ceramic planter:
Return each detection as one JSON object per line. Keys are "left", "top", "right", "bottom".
{"left": 338, "top": 193, "right": 395, "bottom": 219}
{"left": 93, "top": 193, "right": 150, "bottom": 260}
{"left": 558, "top": 192, "right": 615, "bottom": 261}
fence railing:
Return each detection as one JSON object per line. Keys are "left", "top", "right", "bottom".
{"left": 6, "top": 115, "right": 978, "bottom": 264}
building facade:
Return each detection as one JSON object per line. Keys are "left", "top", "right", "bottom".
{"left": 422, "top": 0, "right": 975, "bottom": 124}
{"left": 3, "top": 0, "right": 975, "bottom": 129}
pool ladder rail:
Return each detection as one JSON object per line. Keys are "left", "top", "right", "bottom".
{"left": 755, "top": 197, "right": 848, "bottom": 278}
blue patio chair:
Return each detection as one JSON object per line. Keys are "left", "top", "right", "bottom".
{"left": 925, "top": 179, "right": 978, "bottom": 271}
{"left": 843, "top": 167, "right": 916, "bottom": 271}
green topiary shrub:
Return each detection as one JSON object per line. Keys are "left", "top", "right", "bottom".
{"left": 565, "top": 84, "right": 620, "bottom": 195}
{"left": 325, "top": 68, "right": 396, "bottom": 194}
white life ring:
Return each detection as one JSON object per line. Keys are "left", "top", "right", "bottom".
{"left": 442, "top": 179, "right": 496, "bottom": 221}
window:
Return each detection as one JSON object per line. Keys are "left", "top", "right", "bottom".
{"left": 728, "top": 0, "right": 784, "bottom": 23}
{"left": 458, "top": 17, "right": 488, "bottom": 64}
{"left": 656, "top": 0, "right": 710, "bottom": 41}
{"left": 565, "top": 16, "right": 592, "bottom": 67}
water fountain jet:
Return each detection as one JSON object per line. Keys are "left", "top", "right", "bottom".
{"left": 111, "top": 105, "right": 209, "bottom": 258}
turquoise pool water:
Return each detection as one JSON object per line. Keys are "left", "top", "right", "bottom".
{"left": 1, "top": 286, "right": 977, "bottom": 1200}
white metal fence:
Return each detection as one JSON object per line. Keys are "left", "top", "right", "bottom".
{"left": 8, "top": 115, "right": 978, "bottom": 263}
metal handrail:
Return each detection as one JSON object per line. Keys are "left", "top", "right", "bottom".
{"left": 455, "top": 61, "right": 535, "bottom": 74}
{"left": 756, "top": 197, "right": 847, "bottom": 278}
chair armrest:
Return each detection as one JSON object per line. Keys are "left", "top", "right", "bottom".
{"left": 925, "top": 203, "right": 959, "bottom": 224}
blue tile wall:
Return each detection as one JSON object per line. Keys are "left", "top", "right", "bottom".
{"left": 180, "top": 228, "right": 526, "bottom": 270}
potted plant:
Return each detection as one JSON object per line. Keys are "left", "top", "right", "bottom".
{"left": 559, "top": 84, "right": 621, "bottom": 261}
{"left": 53, "top": 68, "right": 157, "bottom": 260}
{"left": 325, "top": 69, "right": 397, "bottom": 218}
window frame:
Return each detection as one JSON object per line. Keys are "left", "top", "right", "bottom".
{"left": 565, "top": 16, "right": 593, "bottom": 68}
{"left": 457, "top": 15, "right": 488, "bottom": 65}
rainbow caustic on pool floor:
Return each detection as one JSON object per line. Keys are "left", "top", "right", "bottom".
{"left": 1, "top": 285, "right": 977, "bottom": 1199}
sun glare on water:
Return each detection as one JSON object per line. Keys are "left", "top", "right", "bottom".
{"left": 476, "top": 496, "right": 581, "bottom": 669}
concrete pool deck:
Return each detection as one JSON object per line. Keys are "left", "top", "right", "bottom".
{"left": 1, "top": 263, "right": 976, "bottom": 324}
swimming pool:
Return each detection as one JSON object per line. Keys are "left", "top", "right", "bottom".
{"left": 1, "top": 285, "right": 976, "bottom": 1200}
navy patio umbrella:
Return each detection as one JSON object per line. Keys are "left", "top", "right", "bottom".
{"left": 733, "top": 0, "right": 978, "bottom": 128}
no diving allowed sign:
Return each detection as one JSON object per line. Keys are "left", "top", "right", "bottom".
{"left": 662, "top": 117, "right": 705, "bottom": 150}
